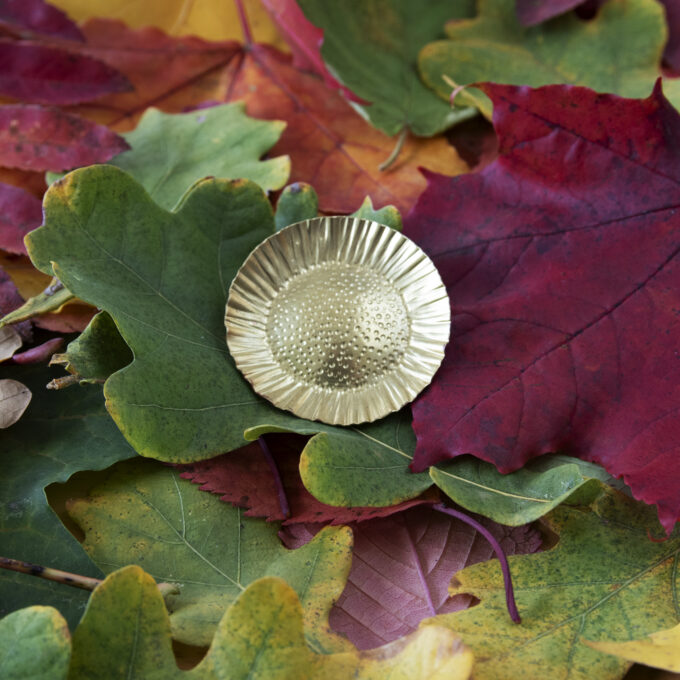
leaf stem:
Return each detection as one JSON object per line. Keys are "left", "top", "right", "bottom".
{"left": 379, "top": 128, "right": 408, "bottom": 172}
{"left": 258, "top": 436, "right": 290, "bottom": 519}
{"left": 432, "top": 503, "right": 521, "bottom": 623}
{"left": 234, "top": 0, "right": 253, "bottom": 46}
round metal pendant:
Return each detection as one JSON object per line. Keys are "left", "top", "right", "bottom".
{"left": 225, "top": 216, "right": 450, "bottom": 425}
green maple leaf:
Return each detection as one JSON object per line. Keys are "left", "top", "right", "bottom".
{"left": 0, "top": 364, "right": 135, "bottom": 628}
{"left": 13, "top": 566, "right": 473, "bottom": 679}
{"left": 26, "top": 166, "right": 432, "bottom": 508}
{"left": 422, "top": 486, "right": 680, "bottom": 680}
{"left": 297, "top": 0, "right": 476, "bottom": 136}
{"left": 0, "top": 606, "right": 70, "bottom": 680}
{"left": 418, "top": 0, "right": 680, "bottom": 117}
{"left": 66, "top": 456, "right": 353, "bottom": 649}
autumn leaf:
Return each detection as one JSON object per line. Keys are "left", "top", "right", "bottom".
{"left": 282, "top": 505, "right": 541, "bottom": 650}
{"left": 430, "top": 455, "right": 604, "bottom": 525}
{"left": 419, "top": 0, "right": 680, "bottom": 118}
{"left": 35, "top": 566, "right": 473, "bottom": 679}
{"left": 0, "top": 0, "right": 83, "bottom": 41}
{"left": 50, "top": 0, "right": 285, "bottom": 46}
{"left": 0, "top": 41, "right": 130, "bottom": 105}
{"left": 515, "top": 0, "right": 585, "bottom": 25}
{"left": 0, "top": 181, "right": 42, "bottom": 254}
{"left": 660, "top": 0, "right": 680, "bottom": 71}
{"left": 224, "top": 43, "right": 468, "bottom": 214}
{"left": 405, "top": 81, "right": 680, "bottom": 533}
{"left": 281, "top": 0, "right": 476, "bottom": 136}
{"left": 422, "top": 486, "right": 680, "bottom": 680}
{"left": 0, "top": 378, "right": 31, "bottom": 428}
{"left": 0, "top": 105, "right": 129, "bottom": 172}
{"left": 0, "top": 363, "right": 134, "bottom": 627}
{"left": 178, "top": 434, "right": 436, "bottom": 524}
{"left": 66, "top": 456, "right": 353, "bottom": 650}
{"left": 50, "top": 311, "right": 132, "bottom": 386}
{"left": 107, "top": 104, "right": 290, "bottom": 206}
{"left": 0, "top": 606, "right": 71, "bottom": 680}
{"left": 586, "top": 623, "right": 680, "bottom": 672}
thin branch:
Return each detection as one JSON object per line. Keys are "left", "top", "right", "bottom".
{"left": 379, "top": 128, "right": 408, "bottom": 171}
{"left": 258, "top": 436, "right": 290, "bottom": 519}
{"left": 0, "top": 556, "right": 102, "bottom": 592}
{"left": 433, "top": 503, "right": 521, "bottom": 623}
{"left": 0, "top": 557, "right": 180, "bottom": 597}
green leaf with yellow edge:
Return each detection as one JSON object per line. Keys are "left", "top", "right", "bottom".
{"left": 48, "top": 105, "right": 291, "bottom": 210}
{"left": 421, "top": 485, "right": 680, "bottom": 680}
{"left": 274, "top": 183, "right": 319, "bottom": 231}
{"left": 350, "top": 196, "right": 402, "bottom": 231}
{"left": 0, "top": 606, "right": 70, "bottom": 680}
{"left": 418, "top": 0, "right": 680, "bottom": 118}
{"left": 0, "top": 363, "right": 135, "bottom": 629}
{"left": 65, "top": 566, "right": 473, "bottom": 679}
{"left": 430, "top": 454, "right": 604, "bottom": 525}
{"left": 585, "top": 623, "right": 680, "bottom": 672}
{"left": 0, "top": 278, "right": 75, "bottom": 328}
{"left": 297, "top": 0, "right": 476, "bottom": 136}
{"left": 66, "top": 457, "right": 353, "bottom": 650}
{"left": 26, "top": 166, "right": 432, "bottom": 509}
{"left": 50, "top": 312, "right": 132, "bottom": 386}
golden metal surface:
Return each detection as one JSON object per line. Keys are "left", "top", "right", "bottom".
{"left": 225, "top": 216, "right": 450, "bottom": 425}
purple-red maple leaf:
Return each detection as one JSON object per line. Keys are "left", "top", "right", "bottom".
{"left": 281, "top": 506, "right": 541, "bottom": 649}
{"left": 0, "top": 181, "right": 42, "bottom": 254}
{"left": 0, "top": 0, "right": 84, "bottom": 42}
{"left": 0, "top": 42, "right": 130, "bottom": 105}
{"left": 0, "top": 105, "right": 129, "bottom": 172}
{"left": 405, "top": 82, "right": 680, "bottom": 533}
{"left": 179, "top": 435, "right": 435, "bottom": 524}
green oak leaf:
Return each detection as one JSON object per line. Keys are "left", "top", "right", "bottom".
{"left": 350, "top": 196, "right": 402, "bottom": 231}
{"left": 26, "top": 166, "right": 432, "bottom": 509}
{"left": 50, "top": 312, "right": 132, "bottom": 386}
{"left": 48, "top": 105, "right": 291, "bottom": 209}
{"left": 418, "top": 0, "right": 680, "bottom": 118}
{"left": 430, "top": 454, "right": 605, "bottom": 525}
{"left": 297, "top": 0, "right": 477, "bottom": 136}
{"left": 0, "top": 606, "right": 70, "bottom": 680}
{"left": 0, "top": 364, "right": 135, "bottom": 629}
{"left": 422, "top": 486, "right": 680, "bottom": 680}
{"left": 0, "top": 278, "right": 75, "bottom": 328}
{"left": 63, "top": 566, "right": 473, "bottom": 679}
{"left": 274, "top": 182, "right": 319, "bottom": 231}
{"left": 66, "top": 457, "right": 354, "bottom": 650}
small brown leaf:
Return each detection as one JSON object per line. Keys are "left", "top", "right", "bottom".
{"left": 0, "top": 378, "right": 31, "bottom": 428}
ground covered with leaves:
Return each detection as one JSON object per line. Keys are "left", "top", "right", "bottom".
{"left": 1, "top": 1, "right": 680, "bottom": 679}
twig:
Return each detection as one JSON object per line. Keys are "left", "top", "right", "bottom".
{"left": 258, "top": 436, "right": 290, "bottom": 519}
{"left": 433, "top": 503, "right": 521, "bottom": 623}
{"left": 0, "top": 556, "right": 102, "bottom": 591}
{"left": 379, "top": 128, "right": 408, "bottom": 171}
{"left": 0, "top": 556, "right": 180, "bottom": 597}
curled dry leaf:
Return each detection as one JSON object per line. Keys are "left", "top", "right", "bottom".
{"left": 0, "top": 325, "right": 22, "bottom": 362}
{"left": 0, "top": 378, "right": 31, "bottom": 428}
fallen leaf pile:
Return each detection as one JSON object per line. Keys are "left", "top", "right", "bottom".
{"left": 1, "top": 1, "right": 679, "bottom": 678}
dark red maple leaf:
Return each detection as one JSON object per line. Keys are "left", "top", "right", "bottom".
{"left": 0, "top": 41, "right": 130, "bottom": 105}
{"left": 281, "top": 506, "right": 541, "bottom": 649}
{"left": 0, "top": 181, "right": 42, "bottom": 254}
{"left": 179, "top": 435, "right": 435, "bottom": 524}
{"left": 404, "top": 81, "right": 680, "bottom": 533}
{"left": 0, "top": 105, "right": 129, "bottom": 172}
{"left": 0, "top": 0, "right": 83, "bottom": 42}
